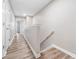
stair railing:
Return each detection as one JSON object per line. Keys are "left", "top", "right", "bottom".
{"left": 40, "top": 31, "right": 55, "bottom": 44}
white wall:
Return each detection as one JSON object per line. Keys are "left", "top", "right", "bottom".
{"left": 23, "top": 25, "right": 40, "bottom": 58}
{"left": 34, "top": 0, "right": 76, "bottom": 53}
{"left": 2, "top": 0, "right": 16, "bottom": 57}
{"left": 15, "top": 16, "right": 41, "bottom": 58}
{"left": 15, "top": 16, "right": 34, "bottom": 33}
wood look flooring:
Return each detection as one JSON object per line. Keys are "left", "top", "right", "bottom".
{"left": 3, "top": 33, "right": 75, "bottom": 59}
{"left": 37, "top": 48, "right": 75, "bottom": 59}
{"left": 3, "top": 34, "right": 35, "bottom": 59}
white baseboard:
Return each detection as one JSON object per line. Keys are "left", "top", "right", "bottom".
{"left": 2, "top": 33, "right": 17, "bottom": 57}
{"left": 2, "top": 50, "right": 7, "bottom": 57}
{"left": 40, "top": 44, "right": 76, "bottom": 58}
{"left": 8, "top": 33, "right": 17, "bottom": 47}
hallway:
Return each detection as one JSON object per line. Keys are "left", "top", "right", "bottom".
{"left": 3, "top": 33, "right": 75, "bottom": 59}
{"left": 2, "top": 0, "right": 76, "bottom": 59}
{"left": 3, "top": 33, "right": 35, "bottom": 59}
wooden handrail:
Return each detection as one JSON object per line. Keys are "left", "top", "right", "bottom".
{"left": 40, "top": 31, "right": 55, "bottom": 44}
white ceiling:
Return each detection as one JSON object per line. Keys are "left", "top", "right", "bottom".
{"left": 9, "top": 0, "right": 53, "bottom": 16}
